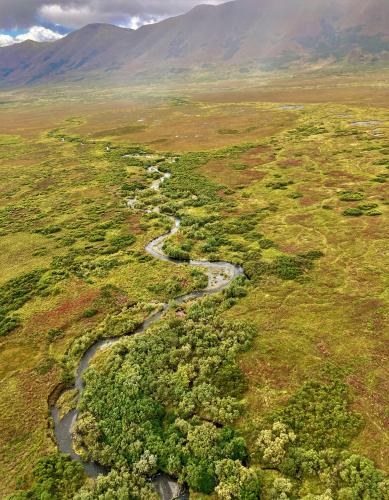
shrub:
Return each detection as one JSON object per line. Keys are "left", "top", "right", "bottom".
{"left": 335, "top": 453, "right": 388, "bottom": 499}
{"left": 82, "top": 308, "right": 98, "bottom": 318}
{"left": 36, "top": 225, "right": 62, "bottom": 235}
{"left": 274, "top": 255, "right": 311, "bottom": 280}
{"left": 47, "top": 328, "right": 64, "bottom": 343}
{"left": 269, "top": 477, "right": 294, "bottom": 500}
{"left": 163, "top": 243, "right": 190, "bottom": 261}
{"left": 9, "top": 454, "right": 85, "bottom": 499}
{"left": 35, "top": 357, "right": 56, "bottom": 375}
{"left": 299, "top": 250, "right": 324, "bottom": 261}
{"left": 358, "top": 204, "right": 378, "bottom": 211}
{"left": 0, "top": 269, "right": 48, "bottom": 336}
{"left": 243, "top": 260, "right": 273, "bottom": 281}
{"left": 109, "top": 235, "right": 136, "bottom": 250}
{"left": 269, "top": 381, "right": 363, "bottom": 451}
{"left": 343, "top": 208, "right": 364, "bottom": 217}
{"left": 339, "top": 191, "right": 364, "bottom": 202}
{"left": 288, "top": 192, "right": 303, "bottom": 199}
{"left": 0, "top": 315, "right": 20, "bottom": 336}
{"left": 215, "top": 460, "right": 261, "bottom": 499}
{"left": 223, "top": 277, "right": 247, "bottom": 299}
{"left": 371, "top": 174, "right": 388, "bottom": 183}
{"left": 259, "top": 238, "right": 277, "bottom": 249}
{"left": 266, "top": 181, "right": 293, "bottom": 190}
{"left": 256, "top": 422, "right": 296, "bottom": 466}
{"left": 74, "top": 468, "right": 157, "bottom": 500}
{"left": 73, "top": 310, "right": 256, "bottom": 496}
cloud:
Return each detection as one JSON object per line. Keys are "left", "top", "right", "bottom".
{"left": 0, "top": 26, "right": 64, "bottom": 47}
{"left": 0, "top": 0, "right": 227, "bottom": 30}
{"left": 0, "top": 34, "right": 14, "bottom": 47}
{"left": 0, "top": 0, "right": 227, "bottom": 46}
{"left": 39, "top": 4, "right": 94, "bottom": 29}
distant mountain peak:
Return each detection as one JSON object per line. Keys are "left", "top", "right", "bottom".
{"left": 1, "top": 0, "right": 388, "bottom": 87}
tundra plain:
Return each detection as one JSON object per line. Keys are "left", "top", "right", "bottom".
{"left": 0, "top": 72, "right": 388, "bottom": 498}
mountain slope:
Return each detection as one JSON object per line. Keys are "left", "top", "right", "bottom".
{"left": 1, "top": 0, "right": 388, "bottom": 87}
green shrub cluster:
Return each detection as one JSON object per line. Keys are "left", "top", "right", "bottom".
{"left": 270, "top": 380, "right": 363, "bottom": 450}
{"left": 339, "top": 191, "right": 365, "bottom": 202}
{"left": 244, "top": 251, "right": 323, "bottom": 282}
{"left": 343, "top": 205, "right": 382, "bottom": 217}
{"left": 74, "top": 294, "right": 256, "bottom": 495}
{"left": 0, "top": 270, "right": 47, "bottom": 336}
{"left": 266, "top": 180, "right": 294, "bottom": 190}
{"left": 162, "top": 241, "right": 190, "bottom": 261}
{"left": 343, "top": 207, "right": 364, "bottom": 217}
{"left": 35, "top": 225, "right": 62, "bottom": 236}
{"left": 254, "top": 378, "right": 388, "bottom": 497}
{"left": 8, "top": 454, "right": 85, "bottom": 500}
{"left": 372, "top": 173, "right": 389, "bottom": 183}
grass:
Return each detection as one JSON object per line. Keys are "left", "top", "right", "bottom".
{"left": 0, "top": 73, "right": 388, "bottom": 496}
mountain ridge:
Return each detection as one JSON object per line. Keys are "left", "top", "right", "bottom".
{"left": 1, "top": 0, "right": 388, "bottom": 87}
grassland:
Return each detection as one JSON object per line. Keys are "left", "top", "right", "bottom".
{"left": 0, "top": 72, "right": 388, "bottom": 497}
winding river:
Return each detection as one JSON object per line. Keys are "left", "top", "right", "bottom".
{"left": 50, "top": 165, "right": 243, "bottom": 499}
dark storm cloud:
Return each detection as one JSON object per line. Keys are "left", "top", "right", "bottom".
{"left": 0, "top": 0, "right": 226, "bottom": 30}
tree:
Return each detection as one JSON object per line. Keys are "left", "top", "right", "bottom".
{"left": 215, "top": 459, "right": 260, "bottom": 499}
{"left": 74, "top": 468, "right": 157, "bottom": 500}
{"left": 8, "top": 454, "right": 85, "bottom": 500}
{"left": 336, "top": 453, "right": 389, "bottom": 500}
{"left": 256, "top": 422, "right": 296, "bottom": 467}
{"left": 269, "top": 477, "right": 293, "bottom": 499}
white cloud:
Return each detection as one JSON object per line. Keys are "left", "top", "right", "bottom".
{"left": 39, "top": 4, "right": 93, "bottom": 29}
{"left": 0, "top": 1, "right": 228, "bottom": 31}
{"left": 120, "top": 16, "right": 162, "bottom": 31}
{"left": 16, "top": 26, "right": 64, "bottom": 43}
{"left": 0, "top": 26, "right": 64, "bottom": 47}
{"left": 0, "top": 34, "right": 14, "bottom": 47}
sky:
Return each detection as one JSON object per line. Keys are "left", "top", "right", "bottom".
{"left": 0, "top": 0, "right": 227, "bottom": 47}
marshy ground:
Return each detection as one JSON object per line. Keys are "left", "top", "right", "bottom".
{"left": 0, "top": 71, "right": 388, "bottom": 497}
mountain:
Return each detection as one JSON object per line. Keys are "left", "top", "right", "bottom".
{"left": 1, "top": 0, "right": 388, "bottom": 87}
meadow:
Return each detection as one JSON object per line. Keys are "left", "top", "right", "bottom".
{"left": 0, "top": 72, "right": 388, "bottom": 498}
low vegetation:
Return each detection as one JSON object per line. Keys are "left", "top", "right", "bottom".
{"left": 0, "top": 79, "right": 387, "bottom": 498}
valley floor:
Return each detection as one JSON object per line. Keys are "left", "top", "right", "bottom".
{"left": 0, "top": 72, "right": 388, "bottom": 498}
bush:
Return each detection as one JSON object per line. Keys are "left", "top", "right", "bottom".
{"left": 299, "top": 250, "right": 324, "bottom": 261}
{"left": 82, "top": 308, "right": 98, "bottom": 318}
{"left": 274, "top": 255, "right": 311, "bottom": 280}
{"left": 9, "top": 454, "right": 85, "bottom": 499}
{"left": 74, "top": 468, "right": 157, "bottom": 500}
{"left": 0, "top": 315, "right": 20, "bottom": 336}
{"left": 47, "top": 328, "right": 64, "bottom": 343}
{"left": 335, "top": 453, "right": 388, "bottom": 499}
{"left": 366, "top": 210, "right": 382, "bottom": 216}
{"left": 36, "top": 225, "right": 62, "bottom": 235}
{"left": 256, "top": 422, "right": 296, "bottom": 466}
{"left": 269, "top": 381, "right": 363, "bottom": 451}
{"left": 266, "top": 181, "right": 293, "bottom": 190}
{"left": 109, "top": 234, "right": 136, "bottom": 251}
{"left": 259, "top": 238, "right": 277, "bottom": 249}
{"left": 288, "top": 192, "right": 303, "bottom": 199}
{"left": 358, "top": 204, "right": 378, "bottom": 211}
{"left": 0, "top": 269, "right": 49, "bottom": 336}
{"left": 371, "top": 174, "right": 388, "bottom": 183}
{"left": 215, "top": 459, "right": 261, "bottom": 499}
{"left": 339, "top": 191, "right": 364, "bottom": 202}
{"left": 73, "top": 307, "right": 256, "bottom": 495}
{"left": 163, "top": 242, "right": 190, "bottom": 261}
{"left": 224, "top": 277, "right": 247, "bottom": 299}
{"left": 343, "top": 208, "right": 364, "bottom": 217}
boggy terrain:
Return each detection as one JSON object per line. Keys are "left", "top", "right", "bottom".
{"left": 0, "top": 76, "right": 388, "bottom": 498}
